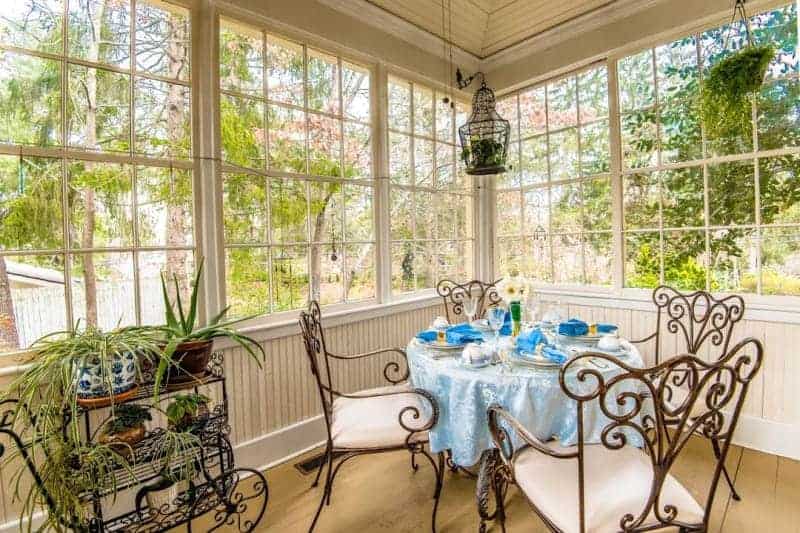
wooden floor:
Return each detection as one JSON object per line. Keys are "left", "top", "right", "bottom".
{"left": 196, "top": 438, "right": 799, "bottom": 532}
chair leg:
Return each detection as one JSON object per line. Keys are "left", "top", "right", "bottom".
{"left": 711, "top": 438, "right": 741, "bottom": 501}
{"left": 309, "top": 450, "right": 334, "bottom": 532}
{"left": 311, "top": 446, "right": 329, "bottom": 488}
{"left": 431, "top": 451, "right": 445, "bottom": 533}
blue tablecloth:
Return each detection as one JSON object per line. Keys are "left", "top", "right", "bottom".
{"left": 407, "top": 339, "right": 645, "bottom": 467}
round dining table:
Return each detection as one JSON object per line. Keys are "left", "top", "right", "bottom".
{"left": 407, "top": 336, "right": 645, "bottom": 468}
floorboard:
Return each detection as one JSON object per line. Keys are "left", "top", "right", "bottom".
{"left": 185, "top": 438, "right": 797, "bottom": 532}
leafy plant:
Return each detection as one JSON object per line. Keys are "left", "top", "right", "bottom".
{"left": 105, "top": 404, "right": 152, "bottom": 435}
{"left": 165, "top": 393, "right": 210, "bottom": 432}
{"left": 700, "top": 44, "right": 774, "bottom": 140}
{"left": 463, "top": 138, "right": 505, "bottom": 171}
{"left": 154, "top": 257, "right": 265, "bottom": 393}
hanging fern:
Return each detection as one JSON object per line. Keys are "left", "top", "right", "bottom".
{"left": 700, "top": 44, "right": 774, "bottom": 140}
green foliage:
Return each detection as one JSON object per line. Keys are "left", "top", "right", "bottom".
{"left": 700, "top": 45, "right": 774, "bottom": 140}
{"left": 165, "top": 393, "right": 209, "bottom": 430}
{"left": 463, "top": 138, "right": 505, "bottom": 171}
{"left": 105, "top": 404, "right": 152, "bottom": 435}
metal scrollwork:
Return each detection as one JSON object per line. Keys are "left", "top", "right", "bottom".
{"left": 436, "top": 279, "right": 502, "bottom": 323}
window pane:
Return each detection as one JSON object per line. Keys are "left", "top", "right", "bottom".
{"left": 222, "top": 173, "right": 267, "bottom": 244}
{"left": 760, "top": 154, "right": 800, "bottom": 225}
{"left": 751, "top": 4, "right": 798, "bottom": 80}
{"left": 309, "top": 181, "right": 342, "bottom": 243}
{"left": 547, "top": 77, "right": 577, "bottom": 129}
{"left": 497, "top": 139, "right": 520, "bottom": 189}
{"left": 618, "top": 49, "right": 654, "bottom": 112}
{"left": 662, "top": 167, "right": 704, "bottom": 228}
{"left": 583, "top": 177, "right": 611, "bottom": 231}
{"left": 520, "top": 135, "right": 548, "bottom": 185}
{"left": 308, "top": 113, "right": 341, "bottom": 177}
{"left": 1, "top": 254, "right": 66, "bottom": 350}
{"left": 548, "top": 128, "right": 578, "bottom": 181}
{"left": 758, "top": 77, "right": 800, "bottom": 151}
{"left": 389, "top": 188, "right": 412, "bottom": 240}
{"left": 307, "top": 48, "right": 339, "bottom": 114}
{"left": 136, "top": 1, "right": 190, "bottom": 81}
{"left": 0, "top": 156, "right": 63, "bottom": 250}
{"left": 523, "top": 188, "right": 548, "bottom": 231}
{"left": 709, "top": 160, "right": 755, "bottom": 226}
{"left": 621, "top": 109, "right": 657, "bottom": 169}
{"left": 70, "top": 252, "right": 136, "bottom": 329}
{"left": 271, "top": 245, "right": 308, "bottom": 311}
{"left": 624, "top": 231, "right": 660, "bottom": 288}
{"left": 584, "top": 232, "right": 612, "bottom": 285}
{"left": 413, "top": 85, "right": 434, "bottom": 137}
{"left": 221, "top": 94, "right": 265, "bottom": 169}
{"left": 519, "top": 86, "right": 545, "bottom": 137}
{"left": 414, "top": 138, "right": 434, "bottom": 187}
{"left": 138, "top": 249, "right": 194, "bottom": 325}
{"left": 496, "top": 191, "right": 521, "bottom": 236}
{"left": 0, "top": 51, "right": 60, "bottom": 146}
{"left": 522, "top": 236, "right": 551, "bottom": 282}
{"left": 436, "top": 95, "right": 453, "bottom": 142}
{"left": 437, "top": 240, "right": 470, "bottom": 282}
{"left": 343, "top": 121, "right": 370, "bottom": 179}
{"left": 137, "top": 166, "right": 193, "bottom": 247}
{"left": 345, "top": 243, "right": 375, "bottom": 301}
{"left": 344, "top": 184, "right": 373, "bottom": 241}
{"left": 623, "top": 172, "right": 659, "bottom": 230}
{"left": 414, "top": 190, "right": 434, "bottom": 240}
{"left": 663, "top": 230, "right": 706, "bottom": 291}
{"left": 268, "top": 104, "right": 306, "bottom": 173}
{"left": 552, "top": 234, "right": 582, "bottom": 283}
{"left": 761, "top": 227, "right": 800, "bottom": 295}
{"left": 0, "top": 0, "right": 63, "bottom": 54}
{"left": 310, "top": 243, "right": 342, "bottom": 304}
{"left": 391, "top": 242, "right": 416, "bottom": 294}
{"left": 68, "top": 65, "right": 130, "bottom": 152}
{"left": 219, "top": 20, "right": 262, "bottom": 95}
{"left": 267, "top": 34, "right": 303, "bottom": 106}
{"left": 578, "top": 66, "right": 608, "bottom": 122}
{"left": 226, "top": 247, "right": 268, "bottom": 317}
{"left": 435, "top": 142, "right": 454, "bottom": 189}
{"left": 551, "top": 182, "right": 581, "bottom": 233}
{"left": 68, "top": 0, "right": 130, "bottom": 68}
{"left": 496, "top": 96, "right": 518, "bottom": 139}
{"left": 413, "top": 241, "right": 435, "bottom": 290}
{"left": 580, "top": 120, "right": 609, "bottom": 176}
{"left": 68, "top": 161, "right": 133, "bottom": 249}
{"left": 389, "top": 132, "right": 411, "bottom": 185}
{"left": 388, "top": 77, "right": 410, "bottom": 131}
{"left": 270, "top": 178, "right": 307, "bottom": 244}
{"left": 135, "top": 78, "right": 191, "bottom": 158}
{"left": 343, "top": 62, "right": 370, "bottom": 122}
{"left": 710, "top": 228, "right": 757, "bottom": 293}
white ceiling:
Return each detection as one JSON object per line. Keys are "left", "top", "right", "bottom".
{"left": 363, "top": 0, "right": 616, "bottom": 58}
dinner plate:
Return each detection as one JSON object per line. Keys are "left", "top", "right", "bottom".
{"left": 420, "top": 339, "right": 467, "bottom": 352}
{"left": 512, "top": 351, "right": 562, "bottom": 369}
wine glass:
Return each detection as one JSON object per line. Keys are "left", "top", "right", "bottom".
{"left": 487, "top": 305, "right": 506, "bottom": 348}
{"left": 463, "top": 293, "right": 479, "bottom": 325}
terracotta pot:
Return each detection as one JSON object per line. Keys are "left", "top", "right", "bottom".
{"left": 167, "top": 340, "right": 213, "bottom": 383}
{"left": 100, "top": 425, "right": 146, "bottom": 458}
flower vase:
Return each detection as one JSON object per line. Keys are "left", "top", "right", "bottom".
{"left": 509, "top": 301, "right": 522, "bottom": 337}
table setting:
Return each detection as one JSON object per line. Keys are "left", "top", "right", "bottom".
{"left": 408, "top": 276, "right": 645, "bottom": 467}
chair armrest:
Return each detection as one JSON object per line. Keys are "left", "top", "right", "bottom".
{"left": 326, "top": 347, "right": 409, "bottom": 384}
{"left": 487, "top": 404, "right": 578, "bottom": 472}
{"left": 629, "top": 332, "right": 657, "bottom": 345}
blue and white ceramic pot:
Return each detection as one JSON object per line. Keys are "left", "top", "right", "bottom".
{"left": 75, "top": 352, "right": 138, "bottom": 402}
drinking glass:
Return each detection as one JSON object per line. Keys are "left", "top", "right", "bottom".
{"left": 487, "top": 305, "right": 506, "bottom": 348}
{"left": 464, "top": 294, "right": 479, "bottom": 324}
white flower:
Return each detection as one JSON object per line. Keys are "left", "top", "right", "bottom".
{"left": 496, "top": 275, "right": 531, "bottom": 304}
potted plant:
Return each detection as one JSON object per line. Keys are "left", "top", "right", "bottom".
{"left": 462, "top": 137, "right": 506, "bottom": 173}
{"left": 156, "top": 258, "right": 265, "bottom": 387}
{"left": 100, "top": 404, "right": 152, "bottom": 455}
{"left": 138, "top": 394, "right": 209, "bottom": 516}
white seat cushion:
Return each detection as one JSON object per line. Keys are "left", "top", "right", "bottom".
{"left": 513, "top": 444, "right": 704, "bottom": 533}
{"left": 331, "top": 384, "right": 429, "bottom": 449}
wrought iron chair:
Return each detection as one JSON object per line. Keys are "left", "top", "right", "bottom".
{"left": 481, "top": 337, "right": 763, "bottom": 533}
{"left": 299, "top": 301, "right": 445, "bottom": 533}
{"left": 436, "top": 278, "right": 502, "bottom": 323}
{"left": 630, "top": 284, "right": 746, "bottom": 499}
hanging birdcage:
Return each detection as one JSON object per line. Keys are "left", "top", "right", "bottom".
{"left": 458, "top": 74, "right": 510, "bottom": 176}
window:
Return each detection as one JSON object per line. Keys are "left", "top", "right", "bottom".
{"left": 0, "top": 0, "right": 193, "bottom": 351}
{"left": 219, "top": 19, "right": 375, "bottom": 317}
{"left": 387, "top": 76, "right": 474, "bottom": 295}
{"left": 496, "top": 64, "right": 612, "bottom": 286}
{"left": 621, "top": 3, "right": 800, "bottom": 294}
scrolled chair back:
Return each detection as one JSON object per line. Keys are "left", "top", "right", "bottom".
{"left": 488, "top": 337, "right": 763, "bottom": 533}
{"left": 436, "top": 279, "right": 502, "bottom": 323}
{"left": 299, "top": 301, "right": 335, "bottom": 415}
{"left": 650, "top": 285, "right": 745, "bottom": 363}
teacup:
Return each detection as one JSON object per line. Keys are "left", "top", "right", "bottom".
{"left": 597, "top": 333, "right": 622, "bottom": 351}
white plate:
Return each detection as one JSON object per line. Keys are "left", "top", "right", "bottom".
{"left": 420, "top": 339, "right": 466, "bottom": 352}
{"left": 512, "top": 351, "right": 562, "bottom": 369}
{"left": 459, "top": 358, "right": 491, "bottom": 370}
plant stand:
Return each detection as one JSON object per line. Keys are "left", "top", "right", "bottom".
{"left": 0, "top": 352, "right": 268, "bottom": 532}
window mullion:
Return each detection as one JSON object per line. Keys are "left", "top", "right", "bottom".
{"left": 607, "top": 57, "right": 624, "bottom": 292}
{"left": 374, "top": 63, "right": 391, "bottom": 303}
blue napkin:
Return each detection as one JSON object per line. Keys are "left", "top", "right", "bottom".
{"left": 541, "top": 346, "right": 567, "bottom": 364}
{"left": 557, "top": 319, "right": 618, "bottom": 336}
{"left": 516, "top": 328, "right": 568, "bottom": 365}
{"left": 417, "top": 323, "right": 484, "bottom": 344}
{"left": 500, "top": 311, "right": 512, "bottom": 336}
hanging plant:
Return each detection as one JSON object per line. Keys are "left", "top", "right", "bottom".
{"left": 699, "top": 0, "right": 774, "bottom": 140}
